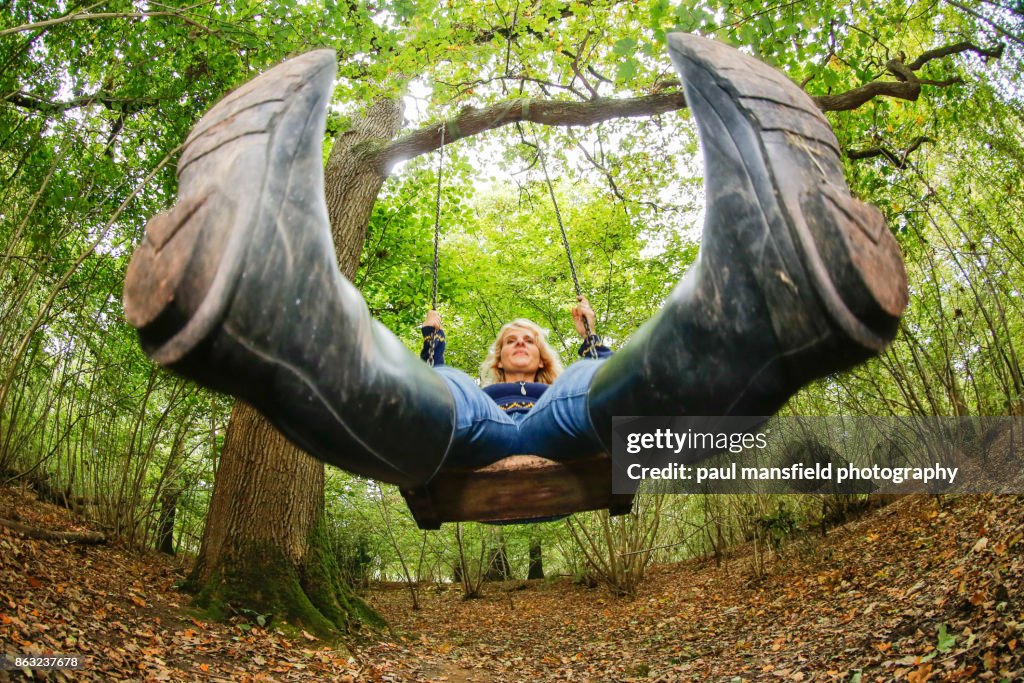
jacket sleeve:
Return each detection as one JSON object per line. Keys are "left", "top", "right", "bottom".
{"left": 578, "top": 334, "right": 613, "bottom": 359}
{"left": 420, "top": 326, "right": 447, "bottom": 366}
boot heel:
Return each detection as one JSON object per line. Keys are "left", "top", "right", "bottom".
{"left": 123, "top": 187, "right": 239, "bottom": 363}
{"left": 797, "top": 183, "right": 908, "bottom": 352}
{"left": 124, "top": 192, "right": 211, "bottom": 329}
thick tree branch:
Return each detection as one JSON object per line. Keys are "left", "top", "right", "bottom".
{"left": 373, "top": 92, "right": 687, "bottom": 172}
{"left": 812, "top": 78, "right": 929, "bottom": 111}
{"left": 4, "top": 91, "right": 160, "bottom": 114}
{"left": 906, "top": 41, "right": 1004, "bottom": 70}
{"left": 813, "top": 41, "right": 1003, "bottom": 111}
{"left": 846, "top": 136, "right": 934, "bottom": 168}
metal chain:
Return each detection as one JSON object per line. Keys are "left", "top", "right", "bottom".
{"left": 427, "top": 123, "right": 446, "bottom": 367}
{"left": 535, "top": 135, "right": 599, "bottom": 359}
{"left": 431, "top": 122, "right": 445, "bottom": 311}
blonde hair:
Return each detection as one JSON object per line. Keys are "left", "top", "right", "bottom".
{"left": 479, "top": 318, "right": 564, "bottom": 386}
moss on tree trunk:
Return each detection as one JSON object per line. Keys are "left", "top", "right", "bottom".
{"left": 301, "top": 522, "right": 386, "bottom": 632}
{"left": 187, "top": 518, "right": 384, "bottom": 640}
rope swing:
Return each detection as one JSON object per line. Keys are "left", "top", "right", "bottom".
{"left": 431, "top": 122, "right": 445, "bottom": 312}
{"left": 533, "top": 128, "right": 599, "bottom": 358}
{"left": 426, "top": 122, "right": 446, "bottom": 368}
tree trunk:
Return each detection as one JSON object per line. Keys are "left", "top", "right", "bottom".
{"left": 527, "top": 539, "right": 544, "bottom": 580}
{"left": 325, "top": 99, "right": 404, "bottom": 278}
{"left": 156, "top": 486, "right": 179, "bottom": 555}
{"left": 185, "top": 98, "right": 403, "bottom": 637}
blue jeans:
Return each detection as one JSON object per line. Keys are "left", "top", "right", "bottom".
{"left": 434, "top": 360, "right": 607, "bottom": 467}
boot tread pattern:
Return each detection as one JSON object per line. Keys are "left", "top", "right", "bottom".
{"left": 178, "top": 106, "right": 277, "bottom": 176}
{"left": 185, "top": 90, "right": 288, "bottom": 146}
{"left": 184, "top": 53, "right": 328, "bottom": 142}
{"left": 710, "top": 59, "right": 839, "bottom": 153}
{"left": 179, "top": 84, "right": 303, "bottom": 175}
{"left": 739, "top": 98, "right": 840, "bottom": 156}
{"left": 705, "top": 62, "right": 822, "bottom": 115}
{"left": 178, "top": 53, "right": 332, "bottom": 174}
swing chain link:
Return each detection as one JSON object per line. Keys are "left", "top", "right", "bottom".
{"left": 427, "top": 123, "right": 446, "bottom": 367}
{"left": 536, "top": 137, "right": 599, "bottom": 359}
{"left": 432, "top": 123, "right": 445, "bottom": 311}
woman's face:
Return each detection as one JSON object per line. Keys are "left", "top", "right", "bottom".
{"left": 498, "top": 326, "right": 543, "bottom": 377}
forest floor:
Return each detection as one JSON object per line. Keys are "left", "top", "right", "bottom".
{"left": 1, "top": 487, "right": 1022, "bottom": 683}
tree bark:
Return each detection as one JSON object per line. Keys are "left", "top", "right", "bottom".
{"left": 191, "top": 404, "right": 322, "bottom": 579}
{"left": 527, "top": 539, "right": 544, "bottom": 580}
{"left": 156, "top": 486, "right": 179, "bottom": 555}
{"left": 325, "top": 99, "right": 404, "bottom": 277}
{"left": 186, "top": 99, "right": 403, "bottom": 638}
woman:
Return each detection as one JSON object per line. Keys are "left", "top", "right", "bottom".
{"left": 418, "top": 297, "right": 612, "bottom": 466}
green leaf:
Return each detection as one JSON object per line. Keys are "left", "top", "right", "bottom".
{"left": 649, "top": 0, "right": 670, "bottom": 26}
{"left": 393, "top": 0, "right": 417, "bottom": 20}
{"left": 616, "top": 58, "right": 638, "bottom": 82}
{"left": 936, "top": 623, "right": 956, "bottom": 653}
{"left": 613, "top": 37, "right": 638, "bottom": 56}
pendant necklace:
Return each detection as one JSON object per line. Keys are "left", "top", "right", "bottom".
{"left": 519, "top": 381, "right": 527, "bottom": 396}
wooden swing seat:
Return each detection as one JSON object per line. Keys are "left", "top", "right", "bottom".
{"left": 400, "top": 452, "right": 634, "bottom": 530}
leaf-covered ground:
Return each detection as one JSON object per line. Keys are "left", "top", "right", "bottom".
{"left": 1, "top": 486, "right": 1021, "bottom": 682}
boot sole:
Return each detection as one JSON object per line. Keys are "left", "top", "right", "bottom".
{"left": 667, "top": 34, "right": 907, "bottom": 354}
{"left": 124, "top": 50, "right": 337, "bottom": 365}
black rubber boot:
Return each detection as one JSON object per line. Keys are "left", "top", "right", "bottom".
{"left": 587, "top": 34, "right": 908, "bottom": 446}
{"left": 123, "top": 51, "right": 454, "bottom": 488}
